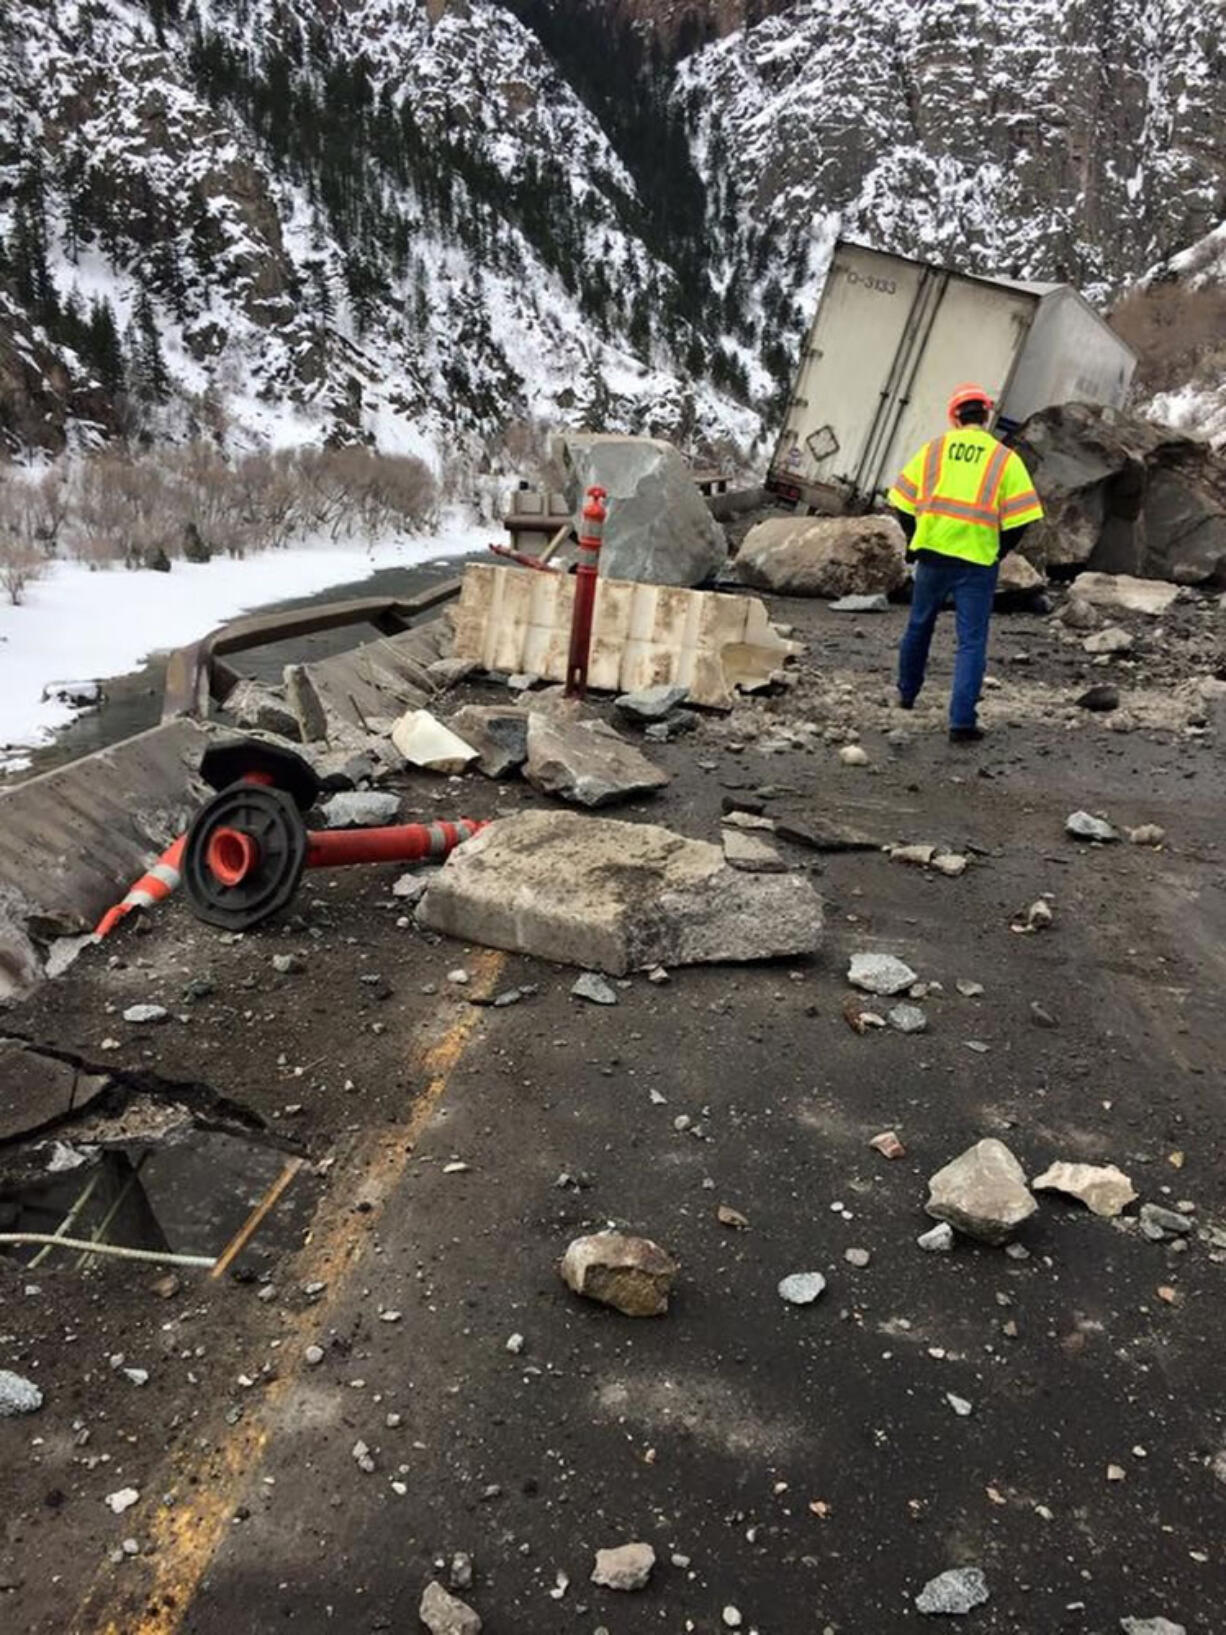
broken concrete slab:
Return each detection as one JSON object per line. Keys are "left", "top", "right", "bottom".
{"left": 1032, "top": 1160, "right": 1137, "bottom": 1217}
{"left": 560, "top": 1231, "right": 678, "bottom": 1316}
{"left": 524, "top": 715, "right": 670, "bottom": 808}
{"left": 736, "top": 515, "right": 907, "bottom": 599}
{"left": 926, "top": 1139, "right": 1038, "bottom": 1245}
{"left": 0, "top": 1041, "right": 110, "bottom": 1143}
{"left": 722, "top": 828, "right": 787, "bottom": 873}
{"left": 559, "top": 433, "right": 727, "bottom": 586}
{"left": 418, "top": 810, "right": 823, "bottom": 976}
{"left": 1071, "top": 572, "right": 1181, "bottom": 616}
{"left": 446, "top": 706, "right": 529, "bottom": 778}
{"left": 614, "top": 683, "right": 690, "bottom": 721}
{"left": 224, "top": 679, "right": 300, "bottom": 741}
{"left": 449, "top": 563, "right": 801, "bottom": 710}
{"left": 390, "top": 710, "right": 478, "bottom": 775}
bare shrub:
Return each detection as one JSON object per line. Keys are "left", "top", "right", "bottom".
{"left": 0, "top": 483, "right": 46, "bottom": 603}
{"left": 1110, "top": 284, "right": 1226, "bottom": 397}
{"left": 73, "top": 454, "right": 178, "bottom": 567}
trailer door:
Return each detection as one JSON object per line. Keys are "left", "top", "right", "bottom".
{"left": 872, "top": 280, "right": 1036, "bottom": 499}
{"left": 772, "top": 246, "right": 928, "bottom": 504}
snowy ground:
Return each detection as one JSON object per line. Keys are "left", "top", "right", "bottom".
{"left": 0, "top": 515, "right": 491, "bottom": 773}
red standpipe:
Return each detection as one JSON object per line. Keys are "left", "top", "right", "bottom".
{"left": 564, "top": 485, "right": 607, "bottom": 699}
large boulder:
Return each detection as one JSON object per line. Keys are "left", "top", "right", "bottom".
{"left": 418, "top": 810, "right": 823, "bottom": 975}
{"left": 1015, "top": 403, "right": 1226, "bottom": 585}
{"left": 558, "top": 434, "right": 727, "bottom": 586}
{"left": 735, "top": 515, "right": 907, "bottom": 598}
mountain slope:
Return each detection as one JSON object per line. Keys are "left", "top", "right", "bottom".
{"left": 1, "top": 0, "right": 1224, "bottom": 461}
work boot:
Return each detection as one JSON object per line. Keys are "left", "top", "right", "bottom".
{"left": 896, "top": 694, "right": 915, "bottom": 712}
{"left": 949, "top": 725, "right": 985, "bottom": 744}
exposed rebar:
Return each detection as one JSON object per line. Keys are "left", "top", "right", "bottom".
{"left": 0, "top": 1233, "right": 214, "bottom": 1267}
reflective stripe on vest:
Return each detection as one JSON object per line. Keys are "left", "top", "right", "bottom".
{"left": 916, "top": 436, "right": 1011, "bottom": 531}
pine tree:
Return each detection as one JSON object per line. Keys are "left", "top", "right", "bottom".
{"left": 86, "top": 297, "right": 125, "bottom": 393}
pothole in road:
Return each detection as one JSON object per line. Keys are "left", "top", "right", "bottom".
{"left": 0, "top": 1037, "right": 319, "bottom": 1274}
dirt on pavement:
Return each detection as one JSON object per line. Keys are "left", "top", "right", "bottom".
{"left": 2, "top": 584, "right": 1224, "bottom": 1635}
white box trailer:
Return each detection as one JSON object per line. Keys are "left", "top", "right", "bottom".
{"left": 767, "top": 240, "right": 1137, "bottom": 513}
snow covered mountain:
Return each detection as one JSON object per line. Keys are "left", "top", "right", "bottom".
{"left": 1, "top": 0, "right": 1224, "bottom": 464}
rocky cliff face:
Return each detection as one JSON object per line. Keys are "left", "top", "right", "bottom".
{"left": 0, "top": 0, "right": 1222, "bottom": 459}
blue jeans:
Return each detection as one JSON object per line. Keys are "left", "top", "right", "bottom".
{"left": 898, "top": 555, "right": 999, "bottom": 729}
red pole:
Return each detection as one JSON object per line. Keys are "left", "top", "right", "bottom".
{"left": 565, "top": 485, "right": 607, "bottom": 698}
{"left": 305, "top": 819, "right": 485, "bottom": 870}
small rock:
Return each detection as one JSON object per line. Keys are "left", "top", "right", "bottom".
{"left": 152, "top": 1273, "right": 181, "bottom": 1300}
{"left": 123, "top": 1004, "right": 168, "bottom": 1025}
{"left": 946, "top": 1392, "right": 973, "bottom": 1416}
{"left": 505, "top": 1333, "right": 525, "bottom": 1355}
{"left": 0, "top": 1369, "right": 43, "bottom": 1416}
{"left": 352, "top": 1440, "right": 375, "bottom": 1473}
{"left": 844, "top": 1247, "right": 871, "bottom": 1268}
{"left": 105, "top": 1488, "right": 140, "bottom": 1515}
{"left": 1140, "top": 1202, "right": 1194, "bottom": 1238}
{"left": 721, "top": 809, "right": 776, "bottom": 831}
{"left": 839, "top": 744, "right": 870, "bottom": 766}
{"left": 614, "top": 683, "right": 690, "bottom": 721}
{"left": 271, "top": 953, "right": 303, "bottom": 975}
{"left": 392, "top": 872, "right": 433, "bottom": 903}
{"left": 1119, "top": 1618, "right": 1187, "bottom": 1635}
{"left": 848, "top": 952, "right": 918, "bottom": 996}
{"left": 956, "top": 980, "right": 984, "bottom": 997}
{"left": 560, "top": 1232, "right": 678, "bottom": 1317}
{"left": 890, "top": 843, "right": 937, "bottom": 867}
{"left": 917, "top": 1223, "right": 954, "bottom": 1253}
{"left": 420, "top": 1578, "right": 483, "bottom": 1634}
{"left": 1032, "top": 1160, "right": 1137, "bottom": 1217}
{"left": 915, "top": 1566, "right": 989, "bottom": 1616}
{"left": 1127, "top": 824, "right": 1165, "bottom": 847}
{"left": 320, "top": 791, "right": 401, "bottom": 828}
{"left": 1066, "top": 810, "right": 1118, "bottom": 842}
{"left": 590, "top": 1542, "right": 656, "bottom": 1591}
{"left": 870, "top": 1130, "right": 906, "bottom": 1159}
{"left": 888, "top": 1003, "right": 928, "bottom": 1035}
{"left": 1083, "top": 625, "right": 1133, "bottom": 655}
{"left": 1059, "top": 596, "right": 1099, "bottom": 631}
{"left": 778, "top": 1271, "right": 827, "bottom": 1305}
{"left": 1077, "top": 683, "right": 1120, "bottom": 712}
{"left": 1029, "top": 1002, "right": 1058, "bottom": 1028}
{"left": 717, "top": 1204, "right": 749, "bottom": 1230}
{"left": 449, "top": 1552, "right": 474, "bottom": 1590}
{"left": 931, "top": 853, "right": 969, "bottom": 877}
{"left": 722, "top": 827, "right": 787, "bottom": 872}
{"left": 1107, "top": 1463, "right": 1127, "bottom": 1482}
{"left": 447, "top": 969, "right": 470, "bottom": 986}
{"left": 571, "top": 972, "right": 618, "bottom": 1005}
{"left": 926, "top": 1139, "right": 1037, "bottom": 1245}
{"left": 722, "top": 1608, "right": 744, "bottom": 1629}
{"left": 304, "top": 1345, "right": 324, "bottom": 1367}
{"left": 830, "top": 593, "right": 890, "bottom": 612}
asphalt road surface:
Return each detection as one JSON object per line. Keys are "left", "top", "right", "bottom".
{"left": 2, "top": 585, "right": 1224, "bottom": 1635}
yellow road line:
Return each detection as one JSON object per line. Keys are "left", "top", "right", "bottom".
{"left": 74, "top": 948, "right": 507, "bottom": 1635}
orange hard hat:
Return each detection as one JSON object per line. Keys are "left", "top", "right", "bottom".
{"left": 947, "top": 383, "right": 994, "bottom": 425}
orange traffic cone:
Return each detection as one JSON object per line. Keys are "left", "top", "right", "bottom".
{"left": 94, "top": 835, "right": 186, "bottom": 939}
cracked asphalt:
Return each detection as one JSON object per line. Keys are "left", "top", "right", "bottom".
{"left": 2, "top": 587, "right": 1225, "bottom": 1635}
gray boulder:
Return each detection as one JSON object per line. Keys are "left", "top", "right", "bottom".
{"left": 419, "top": 1580, "right": 482, "bottom": 1635}
{"left": 320, "top": 791, "right": 401, "bottom": 828}
{"left": 1015, "top": 403, "right": 1226, "bottom": 585}
{"left": 561, "top": 1233, "right": 678, "bottom": 1317}
{"left": 447, "top": 705, "right": 529, "bottom": 778}
{"left": 614, "top": 683, "right": 690, "bottom": 721}
{"left": 284, "top": 663, "right": 329, "bottom": 743}
{"left": 558, "top": 433, "right": 727, "bottom": 586}
{"left": 524, "top": 714, "right": 670, "bottom": 808}
{"left": 418, "top": 810, "right": 823, "bottom": 975}
{"left": 0, "top": 1369, "right": 43, "bottom": 1416}
{"left": 736, "top": 514, "right": 907, "bottom": 598}
{"left": 915, "top": 1567, "right": 989, "bottom": 1616}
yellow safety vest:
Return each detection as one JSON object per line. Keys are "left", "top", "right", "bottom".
{"left": 887, "top": 426, "right": 1045, "bottom": 566}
